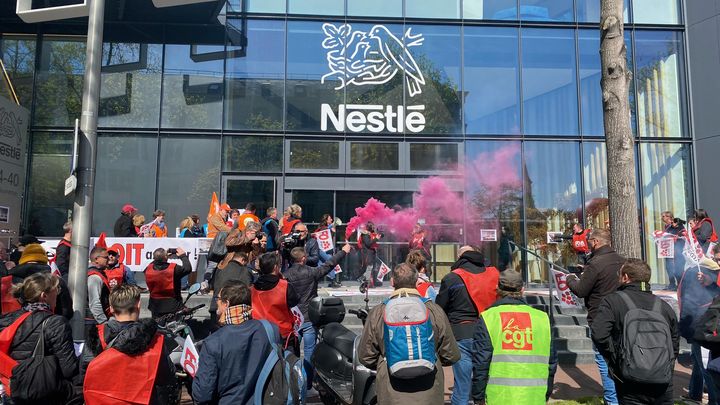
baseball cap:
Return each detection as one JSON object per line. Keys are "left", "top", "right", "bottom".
{"left": 108, "top": 248, "right": 119, "bottom": 256}
{"left": 220, "top": 203, "right": 232, "bottom": 211}
{"left": 498, "top": 270, "right": 524, "bottom": 292}
{"left": 19, "top": 235, "right": 44, "bottom": 246}
{"left": 122, "top": 204, "right": 137, "bottom": 213}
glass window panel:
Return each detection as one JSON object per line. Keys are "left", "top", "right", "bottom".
{"left": 286, "top": 21, "right": 345, "bottom": 132}
{"left": 289, "top": 0, "right": 344, "bottom": 15}
{"left": 157, "top": 136, "right": 221, "bottom": 234}
{"left": 350, "top": 143, "right": 399, "bottom": 171}
{"left": 640, "top": 143, "right": 693, "bottom": 284}
{"left": 633, "top": 0, "right": 680, "bottom": 24}
{"left": 576, "top": 0, "right": 629, "bottom": 23}
{"left": 292, "top": 190, "right": 334, "bottom": 226}
{"left": 161, "top": 43, "right": 223, "bottom": 129}
{"left": 409, "top": 143, "right": 458, "bottom": 171}
{"left": 0, "top": 36, "right": 36, "bottom": 110}
{"left": 34, "top": 38, "right": 85, "bottom": 127}
{"left": 98, "top": 43, "right": 162, "bottom": 128}
{"left": 348, "top": 0, "right": 402, "bottom": 17}
{"left": 519, "top": 0, "right": 574, "bottom": 22}
{"left": 235, "top": 0, "right": 286, "bottom": 13}
{"left": 405, "top": 25, "right": 462, "bottom": 135}
{"left": 465, "top": 141, "right": 524, "bottom": 271}
{"left": 26, "top": 132, "right": 73, "bottom": 236}
{"left": 578, "top": 30, "right": 603, "bottom": 136}
{"left": 225, "top": 19, "right": 285, "bottom": 131}
{"left": 93, "top": 135, "right": 158, "bottom": 235}
{"left": 336, "top": 191, "right": 412, "bottom": 226}
{"left": 464, "top": 27, "right": 520, "bottom": 135}
{"left": 226, "top": 179, "right": 275, "bottom": 219}
{"left": 223, "top": 136, "right": 283, "bottom": 172}
{"left": 406, "top": 0, "right": 460, "bottom": 19}
{"left": 522, "top": 28, "right": 578, "bottom": 136}
{"left": 525, "top": 141, "right": 582, "bottom": 279}
{"left": 464, "top": 0, "right": 517, "bottom": 20}
{"left": 635, "top": 31, "right": 687, "bottom": 138}
{"left": 289, "top": 141, "right": 339, "bottom": 170}
{"left": 582, "top": 142, "right": 609, "bottom": 229}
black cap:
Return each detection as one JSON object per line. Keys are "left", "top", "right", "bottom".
{"left": 19, "top": 235, "right": 44, "bottom": 246}
{"left": 498, "top": 270, "right": 524, "bottom": 292}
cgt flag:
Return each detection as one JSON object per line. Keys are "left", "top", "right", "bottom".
{"left": 376, "top": 259, "right": 391, "bottom": 282}
{"left": 552, "top": 269, "right": 582, "bottom": 308}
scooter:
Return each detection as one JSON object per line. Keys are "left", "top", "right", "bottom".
{"left": 309, "top": 280, "right": 377, "bottom": 405}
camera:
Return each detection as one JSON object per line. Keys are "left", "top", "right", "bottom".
{"left": 167, "top": 248, "right": 178, "bottom": 255}
{"left": 282, "top": 232, "right": 302, "bottom": 250}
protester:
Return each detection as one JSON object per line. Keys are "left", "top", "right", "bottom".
{"left": 437, "top": 245, "right": 499, "bottom": 405}
{"left": 114, "top": 204, "right": 138, "bottom": 237}
{"left": 497, "top": 225, "right": 514, "bottom": 271}
{"left": 193, "top": 282, "right": 277, "bottom": 404}
{"left": 406, "top": 249, "right": 437, "bottom": 300}
{"left": 148, "top": 210, "right": 168, "bottom": 238}
{"left": 591, "top": 259, "right": 678, "bottom": 404}
{"left": 218, "top": 221, "right": 265, "bottom": 271}
{"left": 209, "top": 252, "right": 252, "bottom": 323}
{"left": 207, "top": 203, "right": 232, "bottom": 239}
{"left": 8, "top": 235, "right": 44, "bottom": 266}
{"left": 237, "top": 203, "right": 260, "bottom": 231}
{"left": 678, "top": 256, "right": 720, "bottom": 403}
{"left": 284, "top": 243, "right": 351, "bottom": 392}
{"left": 251, "top": 252, "right": 300, "bottom": 351}
{"left": 693, "top": 209, "right": 718, "bottom": 254}
{"left": 296, "top": 223, "right": 321, "bottom": 267}
{"left": 261, "top": 207, "right": 280, "bottom": 252}
{"left": 358, "top": 263, "right": 460, "bottom": 404}
{"left": 554, "top": 223, "right": 592, "bottom": 267}
{"left": 143, "top": 247, "right": 192, "bottom": 319}
{"left": 409, "top": 223, "right": 431, "bottom": 260}
{"left": 55, "top": 221, "right": 72, "bottom": 281}
{"left": 81, "top": 284, "right": 178, "bottom": 405}
{"left": 87, "top": 246, "right": 112, "bottom": 324}
{"left": 280, "top": 204, "right": 303, "bottom": 236}
{"left": 179, "top": 217, "right": 197, "bottom": 238}
{"left": 0, "top": 272, "right": 79, "bottom": 405}
{"left": 132, "top": 214, "right": 145, "bottom": 236}
{"left": 659, "top": 212, "right": 685, "bottom": 290}
{"left": 359, "top": 222, "right": 383, "bottom": 287}
{"left": 106, "top": 248, "right": 139, "bottom": 288}
{"left": 315, "top": 214, "right": 339, "bottom": 287}
{"left": 190, "top": 214, "right": 206, "bottom": 237}
{"left": 566, "top": 228, "right": 624, "bottom": 405}
{"left": 471, "top": 270, "right": 556, "bottom": 405}
{"left": 228, "top": 209, "right": 240, "bottom": 228}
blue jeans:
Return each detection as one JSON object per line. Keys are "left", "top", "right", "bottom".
{"left": 299, "top": 321, "right": 316, "bottom": 389}
{"left": 690, "top": 342, "right": 717, "bottom": 402}
{"left": 124, "top": 267, "right": 137, "bottom": 285}
{"left": 593, "top": 345, "right": 618, "bottom": 405}
{"left": 451, "top": 338, "right": 473, "bottom": 405}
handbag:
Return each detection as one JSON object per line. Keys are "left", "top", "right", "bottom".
{"left": 207, "top": 231, "right": 229, "bottom": 263}
{"left": 10, "top": 317, "right": 63, "bottom": 401}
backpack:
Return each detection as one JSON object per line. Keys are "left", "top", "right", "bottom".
{"left": 383, "top": 293, "right": 436, "bottom": 378}
{"left": 207, "top": 231, "right": 228, "bottom": 263}
{"left": 263, "top": 219, "right": 277, "bottom": 251}
{"left": 10, "top": 317, "right": 63, "bottom": 402}
{"left": 616, "top": 291, "right": 674, "bottom": 384}
{"left": 254, "top": 320, "right": 306, "bottom": 405}
{"left": 694, "top": 295, "right": 720, "bottom": 349}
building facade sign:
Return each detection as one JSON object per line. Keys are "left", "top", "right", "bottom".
{"left": 0, "top": 96, "right": 29, "bottom": 236}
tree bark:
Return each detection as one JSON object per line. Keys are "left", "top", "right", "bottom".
{"left": 600, "top": 0, "right": 642, "bottom": 258}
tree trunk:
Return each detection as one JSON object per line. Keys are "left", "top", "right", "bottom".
{"left": 600, "top": 0, "right": 642, "bottom": 258}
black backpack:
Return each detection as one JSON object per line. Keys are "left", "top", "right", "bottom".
{"left": 616, "top": 291, "right": 674, "bottom": 384}
{"left": 694, "top": 295, "right": 720, "bottom": 349}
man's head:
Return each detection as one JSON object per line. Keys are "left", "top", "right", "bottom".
{"left": 406, "top": 249, "right": 429, "bottom": 276}
{"left": 62, "top": 221, "right": 72, "bottom": 238}
{"left": 497, "top": 270, "right": 524, "bottom": 299}
{"left": 121, "top": 204, "right": 137, "bottom": 216}
{"left": 267, "top": 207, "right": 277, "bottom": 219}
{"left": 89, "top": 246, "right": 109, "bottom": 267}
{"left": 661, "top": 211, "right": 673, "bottom": 225}
{"left": 109, "top": 284, "right": 141, "bottom": 320}
{"left": 457, "top": 245, "right": 478, "bottom": 259}
{"left": 588, "top": 228, "right": 611, "bottom": 252}
{"left": 390, "top": 263, "right": 418, "bottom": 290}
{"left": 232, "top": 252, "right": 249, "bottom": 266}
{"left": 259, "top": 251, "right": 281, "bottom": 275}
{"left": 295, "top": 223, "right": 308, "bottom": 240}
{"left": 230, "top": 209, "right": 240, "bottom": 222}
{"left": 153, "top": 248, "right": 168, "bottom": 263}
{"left": 244, "top": 221, "right": 261, "bottom": 240}
{"left": 107, "top": 249, "right": 119, "bottom": 267}
{"left": 573, "top": 223, "right": 583, "bottom": 233}
{"left": 217, "top": 282, "right": 251, "bottom": 316}
{"left": 245, "top": 203, "right": 256, "bottom": 214}
{"left": 219, "top": 203, "right": 232, "bottom": 218}
{"left": 620, "top": 258, "right": 651, "bottom": 285}
{"left": 153, "top": 209, "right": 165, "bottom": 221}
{"left": 290, "top": 247, "right": 306, "bottom": 264}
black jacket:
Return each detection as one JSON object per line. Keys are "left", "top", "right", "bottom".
{"left": 80, "top": 318, "right": 178, "bottom": 405}
{"left": 284, "top": 250, "right": 346, "bottom": 318}
{"left": 436, "top": 251, "right": 491, "bottom": 340}
{"left": 303, "top": 238, "right": 321, "bottom": 267}
{"left": 566, "top": 245, "right": 625, "bottom": 325}
{"left": 210, "top": 261, "right": 253, "bottom": 313}
{"left": 7, "top": 262, "right": 73, "bottom": 320}
{"left": 145, "top": 256, "right": 193, "bottom": 317}
{"left": 471, "top": 297, "right": 557, "bottom": 402}
{"left": 55, "top": 239, "right": 71, "bottom": 277}
{"left": 114, "top": 213, "right": 137, "bottom": 237}
{"left": 678, "top": 264, "right": 720, "bottom": 339}
{"left": 591, "top": 283, "right": 679, "bottom": 374}
{"left": 252, "top": 274, "right": 300, "bottom": 309}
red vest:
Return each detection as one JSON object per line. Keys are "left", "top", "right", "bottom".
{"left": 84, "top": 333, "right": 165, "bottom": 405}
{"left": 357, "top": 232, "right": 379, "bottom": 250}
{"left": 88, "top": 270, "right": 112, "bottom": 318}
{"left": 0, "top": 311, "right": 33, "bottom": 395}
{"left": 1, "top": 276, "right": 21, "bottom": 315}
{"left": 281, "top": 219, "right": 301, "bottom": 236}
{"left": 145, "top": 263, "right": 176, "bottom": 300}
{"left": 417, "top": 281, "right": 433, "bottom": 298}
{"left": 694, "top": 218, "right": 719, "bottom": 243}
{"left": 572, "top": 229, "right": 591, "bottom": 254}
{"left": 452, "top": 267, "right": 500, "bottom": 315}
{"left": 251, "top": 279, "right": 294, "bottom": 337}
{"left": 105, "top": 264, "right": 126, "bottom": 289}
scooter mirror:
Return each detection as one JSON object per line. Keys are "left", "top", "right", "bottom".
{"left": 187, "top": 283, "right": 202, "bottom": 296}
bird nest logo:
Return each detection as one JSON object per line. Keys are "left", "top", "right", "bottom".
{"left": 320, "top": 23, "right": 426, "bottom": 97}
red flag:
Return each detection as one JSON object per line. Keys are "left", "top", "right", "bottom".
{"left": 95, "top": 232, "right": 107, "bottom": 248}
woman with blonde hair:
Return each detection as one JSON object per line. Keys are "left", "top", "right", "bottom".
{"left": 132, "top": 214, "right": 145, "bottom": 237}
{"left": 179, "top": 217, "right": 195, "bottom": 238}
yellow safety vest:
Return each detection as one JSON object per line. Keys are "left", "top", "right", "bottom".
{"left": 482, "top": 304, "right": 551, "bottom": 405}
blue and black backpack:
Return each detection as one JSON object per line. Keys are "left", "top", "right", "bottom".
{"left": 254, "top": 320, "right": 306, "bottom": 405}
{"left": 383, "top": 293, "right": 437, "bottom": 378}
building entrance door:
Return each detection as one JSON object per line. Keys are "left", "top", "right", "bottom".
{"left": 222, "top": 176, "right": 283, "bottom": 219}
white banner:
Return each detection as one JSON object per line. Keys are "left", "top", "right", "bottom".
{"left": 181, "top": 336, "right": 200, "bottom": 378}
{"left": 376, "top": 259, "right": 391, "bottom": 282}
{"left": 656, "top": 237, "right": 675, "bottom": 259}
{"left": 315, "top": 228, "right": 334, "bottom": 252}
{"left": 552, "top": 269, "right": 582, "bottom": 308}
{"left": 683, "top": 231, "right": 704, "bottom": 266}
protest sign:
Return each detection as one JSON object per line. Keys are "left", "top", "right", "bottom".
{"left": 552, "top": 269, "right": 582, "bottom": 308}
{"left": 182, "top": 336, "right": 200, "bottom": 378}
{"left": 315, "top": 228, "right": 334, "bottom": 252}
{"left": 376, "top": 259, "right": 391, "bottom": 282}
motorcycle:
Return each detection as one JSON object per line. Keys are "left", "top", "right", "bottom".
{"left": 309, "top": 279, "right": 376, "bottom": 405}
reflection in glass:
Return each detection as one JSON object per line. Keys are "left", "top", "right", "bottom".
{"left": 0, "top": 36, "right": 35, "bottom": 109}
{"left": 582, "top": 142, "right": 609, "bottom": 229}
{"left": 641, "top": 143, "right": 693, "bottom": 284}
{"left": 464, "top": 0, "right": 517, "bottom": 20}
{"left": 292, "top": 190, "right": 334, "bottom": 226}
{"left": 576, "top": 0, "right": 629, "bottom": 23}
{"left": 94, "top": 135, "right": 158, "bottom": 234}
{"left": 464, "top": 27, "right": 520, "bottom": 135}
{"left": 239, "top": 0, "right": 286, "bottom": 13}
{"left": 223, "top": 136, "right": 283, "bottom": 172}
{"left": 578, "top": 30, "right": 602, "bottom": 136}
{"left": 34, "top": 38, "right": 85, "bottom": 127}
{"left": 350, "top": 143, "right": 399, "bottom": 171}
{"left": 289, "top": 141, "right": 339, "bottom": 170}
{"left": 633, "top": 0, "right": 680, "bottom": 24}
{"left": 162, "top": 44, "right": 223, "bottom": 129}
{"left": 519, "top": 0, "right": 574, "bottom": 22}
{"left": 347, "top": 0, "right": 402, "bottom": 17}
{"left": 406, "top": 0, "right": 460, "bottom": 19}
{"left": 98, "top": 43, "right": 162, "bottom": 128}
{"left": 522, "top": 28, "right": 578, "bottom": 136}
{"left": 524, "top": 141, "right": 582, "bottom": 281}
{"left": 226, "top": 180, "right": 275, "bottom": 219}
{"left": 409, "top": 144, "right": 458, "bottom": 171}
{"left": 225, "top": 19, "right": 285, "bottom": 131}
{"left": 157, "top": 137, "right": 221, "bottom": 231}
{"left": 289, "top": 0, "right": 344, "bottom": 16}
{"left": 635, "top": 31, "right": 686, "bottom": 138}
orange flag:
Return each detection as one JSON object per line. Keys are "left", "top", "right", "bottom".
{"left": 208, "top": 192, "right": 220, "bottom": 220}
{"left": 95, "top": 232, "right": 107, "bottom": 248}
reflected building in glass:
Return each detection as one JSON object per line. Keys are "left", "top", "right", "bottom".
{"left": 0, "top": 0, "right": 700, "bottom": 284}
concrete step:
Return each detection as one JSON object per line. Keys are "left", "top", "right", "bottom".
{"left": 558, "top": 350, "right": 596, "bottom": 365}
{"left": 552, "top": 314, "right": 588, "bottom": 326}
{"left": 552, "top": 325, "right": 590, "bottom": 339}
{"left": 554, "top": 337, "right": 594, "bottom": 351}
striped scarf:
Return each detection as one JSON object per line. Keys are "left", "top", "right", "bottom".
{"left": 220, "top": 304, "right": 253, "bottom": 326}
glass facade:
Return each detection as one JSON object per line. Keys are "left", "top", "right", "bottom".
{"left": 0, "top": 0, "right": 691, "bottom": 284}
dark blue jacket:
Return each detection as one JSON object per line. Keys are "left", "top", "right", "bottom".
{"left": 679, "top": 264, "right": 720, "bottom": 340}
{"left": 192, "top": 319, "right": 276, "bottom": 405}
